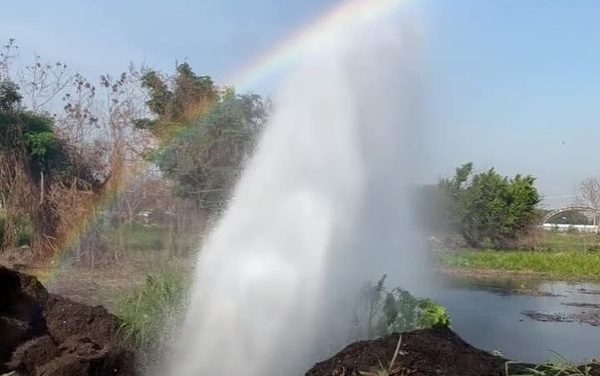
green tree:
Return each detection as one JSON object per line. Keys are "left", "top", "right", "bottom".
{"left": 137, "top": 63, "right": 269, "bottom": 210}
{"left": 138, "top": 63, "right": 217, "bottom": 135}
{"left": 0, "top": 80, "right": 21, "bottom": 112}
{"left": 440, "top": 163, "right": 540, "bottom": 248}
{"left": 0, "top": 96, "right": 93, "bottom": 184}
{"left": 156, "top": 90, "right": 268, "bottom": 210}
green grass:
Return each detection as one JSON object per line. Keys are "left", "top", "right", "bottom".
{"left": 106, "top": 222, "right": 169, "bottom": 252}
{"left": 537, "top": 232, "right": 600, "bottom": 252}
{"left": 436, "top": 232, "right": 600, "bottom": 280}
{"left": 116, "top": 267, "right": 187, "bottom": 350}
{"left": 437, "top": 250, "right": 600, "bottom": 280}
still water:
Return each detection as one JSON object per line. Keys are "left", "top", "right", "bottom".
{"left": 429, "top": 278, "right": 600, "bottom": 364}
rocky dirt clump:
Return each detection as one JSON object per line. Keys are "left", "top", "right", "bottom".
{"left": 0, "top": 267, "right": 135, "bottom": 376}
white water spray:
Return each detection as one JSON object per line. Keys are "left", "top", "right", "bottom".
{"left": 171, "top": 16, "right": 427, "bottom": 376}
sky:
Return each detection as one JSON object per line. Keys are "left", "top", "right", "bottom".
{"left": 1, "top": 0, "right": 599, "bottom": 207}
{"left": 425, "top": 0, "right": 600, "bottom": 207}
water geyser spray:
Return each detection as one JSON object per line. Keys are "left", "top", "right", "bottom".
{"left": 170, "top": 12, "right": 427, "bottom": 376}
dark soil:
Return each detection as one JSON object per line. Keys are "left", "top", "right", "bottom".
{"left": 305, "top": 328, "right": 600, "bottom": 376}
{"left": 43, "top": 295, "right": 120, "bottom": 345}
{"left": 0, "top": 266, "right": 135, "bottom": 376}
{"left": 306, "top": 328, "right": 509, "bottom": 376}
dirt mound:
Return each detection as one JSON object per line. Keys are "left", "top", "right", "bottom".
{"left": 305, "top": 328, "right": 508, "bottom": 376}
{"left": 33, "top": 336, "right": 135, "bottom": 376}
{"left": 306, "top": 327, "right": 600, "bottom": 376}
{"left": 0, "top": 266, "right": 135, "bottom": 376}
{"left": 0, "top": 267, "right": 48, "bottom": 370}
{"left": 43, "top": 296, "right": 120, "bottom": 346}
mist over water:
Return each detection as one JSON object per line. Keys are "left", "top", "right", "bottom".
{"left": 170, "top": 17, "right": 429, "bottom": 376}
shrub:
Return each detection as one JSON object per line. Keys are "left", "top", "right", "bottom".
{"left": 15, "top": 215, "right": 34, "bottom": 247}
{"left": 418, "top": 300, "right": 451, "bottom": 329}
{"left": 439, "top": 163, "right": 540, "bottom": 249}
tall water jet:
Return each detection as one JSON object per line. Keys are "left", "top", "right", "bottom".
{"left": 170, "top": 12, "right": 427, "bottom": 376}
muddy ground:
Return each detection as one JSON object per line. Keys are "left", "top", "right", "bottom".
{"left": 0, "top": 266, "right": 135, "bottom": 376}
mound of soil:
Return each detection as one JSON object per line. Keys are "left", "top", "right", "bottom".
{"left": 0, "top": 266, "right": 135, "bottom": 376}
{"left": 305, "top": 328, "right": 600, "bottom": 376}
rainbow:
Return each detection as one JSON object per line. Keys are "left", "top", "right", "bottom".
{"left": 34, "top": 0, "right": 408, "bottom": 281}
{"left": 230, "top": 0, "right": 406, "bottom": 91}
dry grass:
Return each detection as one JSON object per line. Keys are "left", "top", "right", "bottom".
{"left": 38, "top": 253, "right": 191, "bottom": 312}
{"left": 506, "top": 354, "right": 599, "bottom": 376}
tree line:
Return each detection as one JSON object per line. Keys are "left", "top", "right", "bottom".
{"left": 2, "top": 38, "right": 597, "bottom": 259}
{"left": 0, "top": 39, "right": 268, "bottom": 262}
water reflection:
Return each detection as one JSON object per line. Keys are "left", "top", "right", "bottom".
{"left": 428, "top": 277, "right": 600, "bottom": 363}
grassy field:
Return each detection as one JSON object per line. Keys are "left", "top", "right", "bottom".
{"left": 436, "top": 232, "right": 600, "bottom": 280}
{"left": 537, "top": 231, "right": 600, "bottom": 252}
{"left": 104, "top": 222, "right": 170, "bottom": 252}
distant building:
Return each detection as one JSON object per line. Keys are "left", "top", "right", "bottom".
{"left": 540, "top": 223, "right": 599, "bottom": 233}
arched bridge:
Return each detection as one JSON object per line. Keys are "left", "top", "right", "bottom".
{"left": 542, "top": 206, "right": 598, "bottom": 225}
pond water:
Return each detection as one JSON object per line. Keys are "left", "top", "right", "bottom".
{"left": 428, "top": 278, "right": 600, "bottom": 364}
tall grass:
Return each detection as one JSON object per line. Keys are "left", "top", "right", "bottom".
{"left": 116, "top": 268, "right": 187, "bottom": 350}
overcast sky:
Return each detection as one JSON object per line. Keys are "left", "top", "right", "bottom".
{"left": 2, "top": 0, "right": 599, "bottom": 207}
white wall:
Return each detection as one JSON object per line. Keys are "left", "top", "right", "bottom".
{"left": 541, "top": 224, "right": 599, "bottom": 233}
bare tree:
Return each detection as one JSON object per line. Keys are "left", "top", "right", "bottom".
{"left": 0, "top": 38, "right": 18, "bottom": 80}
{"left": 19, "top": 54, "right": 72, "bottom": 113}
{"left": 0, "top": 40, "right": 157, "bottom": 263}
{"left": 576, "top": 177, "right": 600, "bottom": 229}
